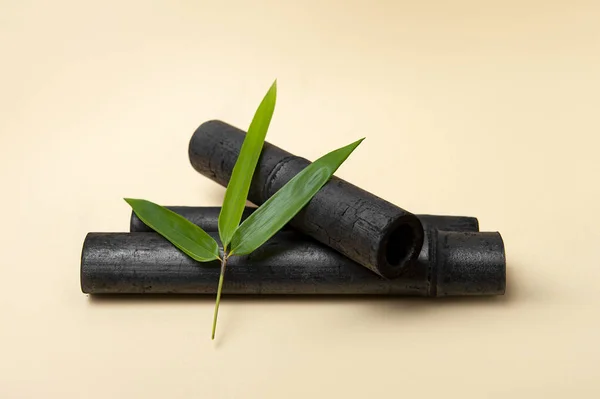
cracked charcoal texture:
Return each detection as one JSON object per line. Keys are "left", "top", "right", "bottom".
{"left": 81, "top": 228, "right": 505, "bottom": 296}
{"left": 188, "top": 120, "right": 424, "bottom": 279}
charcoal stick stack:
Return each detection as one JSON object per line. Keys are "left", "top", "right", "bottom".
{"left": 80, "top": 118, "right": 507, "bottom": 297}
{"left": 189, "top": 120, "right": 424, "bottom": 279}
{"left": 80, "top": 207, "right": 505, "bottom": 295}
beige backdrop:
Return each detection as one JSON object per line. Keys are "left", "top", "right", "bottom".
{"left": 1, "top": 1, "right": 599, "bottom": 398}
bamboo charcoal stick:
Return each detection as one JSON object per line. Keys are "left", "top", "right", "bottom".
{"left": 82, "top": 230, "right": 505, "bottom": 296}
{"left": 188, "top": 120, "right": 424, "bottom": 279}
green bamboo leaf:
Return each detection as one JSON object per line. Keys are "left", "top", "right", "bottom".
{"left": 124, "top": 198, "right": 220, "bottom": 262}
{"left": 218, "top": 80, "right": 277, "bottom": 249}
{"left": 229, "top": 138, "right": 364, "bottom": 255}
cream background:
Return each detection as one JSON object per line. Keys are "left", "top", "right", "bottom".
{"left": 1, "top": 1, "right": 599, "bottom": 397}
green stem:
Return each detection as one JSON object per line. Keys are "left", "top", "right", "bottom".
{"left": 211, "top": 255, "right": 228, "bottom": 340}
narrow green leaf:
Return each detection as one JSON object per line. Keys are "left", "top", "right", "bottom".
{"left": 124, "top": 198, "right": 220, "bottom": 262}
{"left": 229, "top": 138, "right": 364, "bottom": 255}
{"left": 218, "top": 80, "right": 277, "bottom": 249}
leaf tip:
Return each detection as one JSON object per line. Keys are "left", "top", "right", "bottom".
{"left": 269, "top": 79, "right": 278, "bottom": 98}
{"left": 349, "top": 137, "right": 365, "bottom": 150}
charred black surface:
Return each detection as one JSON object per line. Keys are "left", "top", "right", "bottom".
{"left": 434, "top": 230, "right": 506, "bottom": 296}
{"left": 188, "top": 120, "right": 424, "bottom": 279}
{"left": 81, "top": 230, "right": 504, "bottom": 296}
{"left": 82, "top": 210, "right": 504, "bottom": 296}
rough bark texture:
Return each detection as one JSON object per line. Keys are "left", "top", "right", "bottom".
{"left": 188, "top": 120, "right": 424, "bottom": 279}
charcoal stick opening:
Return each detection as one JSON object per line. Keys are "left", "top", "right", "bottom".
{"left": 385, "top": 222, "right": 417, "bottom": 266}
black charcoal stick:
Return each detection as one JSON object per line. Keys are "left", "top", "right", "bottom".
{"left": 80, "top": 208, "right": 504, "bottom": 296}
{"left": 80, "top": 229, "right": 505, "bottom": 296}
{"left": 188, "top": 120, "right": 424, "bottom": 279}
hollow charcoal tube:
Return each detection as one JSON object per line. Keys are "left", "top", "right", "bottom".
{"left": 188, "top": 120, "right": 424, "bottom": 279}
{"left": 130, "top": 206, "right": 479, "bottom": 235}
{"left": 81, "top": 231, "right": 505, "bottom": 296}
